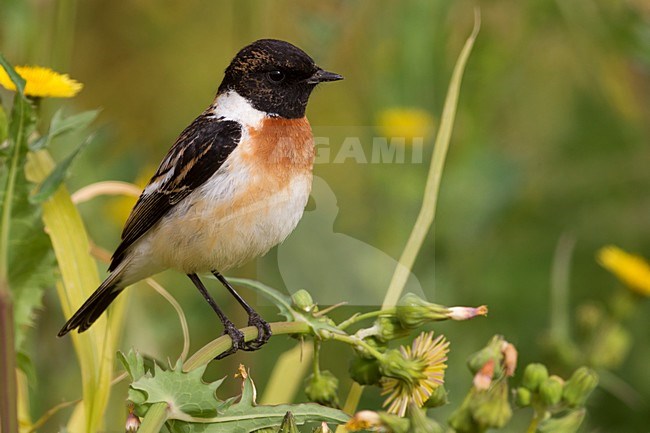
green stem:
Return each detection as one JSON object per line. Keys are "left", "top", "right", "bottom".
{"left": 0, "top": 282, "right": 18, "bottom": 433}
{"left": 326, "top": 332, "right": 384, "bottom": 360}
{"left": 183, "top": 322, "right": 310, "bottom": 372}
{"left": 0, "top": 96, "right": 24, "bottom": 282}
{"left": 138, "top": 402, "right": 168, "bottom": 433}
{"left": 313, "top": 340, "right": 322, "bottom": 378}
{"left": 338, "top": 308, "right": 396, "bottom": 331}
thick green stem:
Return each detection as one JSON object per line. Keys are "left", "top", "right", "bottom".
{"left": 138, "top": 402, "right": 169, "bottom": 433}
{"left": 0, "top": 282, "right": 18, "bottom": 433}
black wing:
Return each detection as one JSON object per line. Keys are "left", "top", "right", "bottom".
{"left": 109, "top": 115, "right": 242, "bottom": 272}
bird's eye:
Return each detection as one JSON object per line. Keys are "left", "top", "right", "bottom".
{"left": 266, "top": 70, "right": 285, "bottom": 83}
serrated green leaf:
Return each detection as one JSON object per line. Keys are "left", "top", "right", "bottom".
{"left": 131, "top": 360, "right": 228, "bottom": 418}
{"left": 30, "top": 109, "right": 100, "bottom": 151}
{"left": 30, "top": 133, "right": 93, "bottom": 203}
{"left": 164, "top": 370, "right": 349, "bottom": 433}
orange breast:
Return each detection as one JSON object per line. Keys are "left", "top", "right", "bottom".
{"left": 245, "top": 116, "right": 315, "bottom": 182}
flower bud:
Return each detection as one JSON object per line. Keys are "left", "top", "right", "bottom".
{"left": 539, "top": 375, "right": 564, "bottom": 406}
{"left": 349, "top": 356, "right": 382, "bottom": 386}
{"left": 467, "top": 344, "right": 501, "bottom": 376}
{"left": 424, "top": 384, "right": 448, "bottom": 408}
{"left": 291, "top": 289, "right": 315, "bottom": 312}
{"left": 304, "top": 370, "right": 339, "bottom": 408}
{"left": 562, "top": 367, "right": 598, "bottom": 408}
{"left": 375, "top": 316, "right": 410, "bottom": 342}
{"left": 396, "top": 293, "right": 448, "bottom": 329}
{"left": 515, "top": 387, "right": 531, "bottom": 407}
{"left": 471, "top": 380, "right": 512, "bottom": 429}
{"left": 522, "top": 363, "right": 548, "bottom": 392}
{"left": 278, "top": 411, "right": 298, "bottom": 433}
{"left": 538, "top": 409, "right": 586, "bottom": 433}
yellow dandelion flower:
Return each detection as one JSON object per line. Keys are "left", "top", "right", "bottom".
{"left": 376, "top": 107, "right": 435, "bottom": 142}
{"left": 0, "top": 65, "right": 82, "bottom": 98}
{"left": 597, "top": 245, "right": 650, "bottom": 297}
{"left": 381, "top": 331, "right": 449, "bottom": 417}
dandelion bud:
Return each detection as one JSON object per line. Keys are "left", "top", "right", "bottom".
{"left": 375, "top": 316, "right": 410, "bottom": 342}
{"left": 304, "top": 370, "right": 339, "bottom": 408}
{"left": 515, "top": 387, "right": 532, "bottom": 407}
{"left": 349, "top": 356, "right": 382, "bottom": 386}
{"left": 522, "top": 363, "right": 549, "bottom": 392}
{"left": 471, "top": 380, "right": 512, "bottom": 429}
{"left": 396, "top": 293, "right": 448, "bottom": 328}
{"left": 291, "top": 289, "right": 315, "bottom": 312}
{"left": 562, "top": 367, "right": 598, "bottom": 408}
{"left": 423, "top": 384, "right": 448, "bottom": 408}
{"left": 538, "top": 409, "right": 586, "bottom": 433}
{"left": 467, "top": 344, "right": 501, "bottom": 376}
{"left": 539, "top": 375, "right": 564, "bottom": 406}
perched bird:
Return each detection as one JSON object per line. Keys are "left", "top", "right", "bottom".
{"left": 58, "top": 39, "right": 342, "bottom": 358}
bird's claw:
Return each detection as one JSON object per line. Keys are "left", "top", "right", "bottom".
{"left": 242, "top": 312, "right": 272, "bottom": 351}
{"left": 215, "top": 321, "right": 246, "bottom": 360}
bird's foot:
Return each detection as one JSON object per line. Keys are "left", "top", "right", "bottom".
{"left": 242, "top": 312, "right": 272, "bottom": 351}
{"left": 215, "top": 321, "right": 246, "bottom": 360}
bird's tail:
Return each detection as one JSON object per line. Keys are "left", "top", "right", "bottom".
{"left": 57, "top": 273, "right": 124, "bottom": 337}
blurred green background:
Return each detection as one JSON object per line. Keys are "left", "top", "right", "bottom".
{"left": 2, "top": 0, "right": 649, "bottom": 431}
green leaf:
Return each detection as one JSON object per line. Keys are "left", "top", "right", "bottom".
{"left": 166, "top": 368, "right": 349, "bottom": 433}
{"left": 30, "top": 133, "right": 94, "bottom": 203}
{"left": 131, "top": 359, "right": 350, "bottom": 433}
{"left": 123, "top": 351, "right": 229, "bottom": 418}
{"left": 30, "top": 109, "right": 100, "bottom": 151}
{"left": 0, "top": 53, "right": 26, "bottom": 95}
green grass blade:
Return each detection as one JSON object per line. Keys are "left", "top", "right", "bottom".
{"left": 382, "top": 10, "right": 481, "bottom": 309}
{"left": 25, "top": 149, "right": 128, "bottom": 433}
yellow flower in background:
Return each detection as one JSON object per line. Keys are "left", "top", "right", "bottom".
{"left": 377, "top": 107, "right": 435, "bottom": 142}
{"left": 381, "top": 331, "right": 449, "bottom": 416}
{"left": 598, "top": 245, "right": 650, "bottom": 297}
{"left": 0, "top": 65, "right": 82, "bottom": 98}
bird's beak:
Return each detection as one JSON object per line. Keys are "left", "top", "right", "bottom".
{"left": 307, "top": 68, "right": 344, "bottom": 84}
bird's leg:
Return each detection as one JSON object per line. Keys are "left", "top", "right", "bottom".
{"left": 212, "top": 270, "right": 272, "bottom": 351}
{"left": 187, "top": 273, "right": 244, "bottom": 359}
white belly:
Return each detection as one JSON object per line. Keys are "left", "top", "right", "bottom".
{"left": 130, "top": 154, "right": 312, "bottom": 275}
